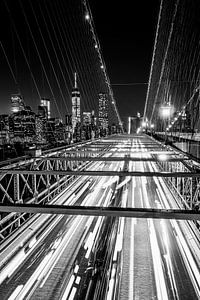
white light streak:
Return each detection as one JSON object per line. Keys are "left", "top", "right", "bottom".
{"left": 149, "top": 219, "right": 168, "bottom": 300}
{"left": 29, "top": 237, "right": 36, "bottom": 249}
{"left": 69, "top": 287, "right": 77, "bottom": 300}
{"left": 116, "top": 177, "right": 131, "bottom": 190}
{"left": 8, "top": 285, "right": 23, "bottom": 300}
{"left": 74, "top": 265, "right": 79, "bottom": 274}
{"left": 75, "top": 276, "right": 81, "bottom": 285}
{"left": 61, "top": 275, "right": 75, "bottom": 300}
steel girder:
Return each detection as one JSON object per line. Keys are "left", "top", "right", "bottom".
{"left": 157, "top": 157, "right": 200, "bottom": 212}
{"left": 1, "top": 203, "right": 200, "bottom": 221}
{"left": 0, "top": 140, "right": 113, "bottom": 240}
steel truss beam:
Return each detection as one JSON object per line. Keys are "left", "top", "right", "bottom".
{"left": 0, "top": 204, "right": 200, "bottom": 220}
{"left": 40, "top": 156, "right": 189, "bottom": 162}
{"left": 49, "top": 150, "right": 176, "bottom": 155}
{"left": 157, "top": 157, "right": 200, "bottom": 211}
{"left": 0, "top": 139, "right": 116, "bottom": 240}
{"left": 1, "top": 169, "right": 199, "bottom": 177}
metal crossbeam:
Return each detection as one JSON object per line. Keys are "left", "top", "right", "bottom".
{"left": 44, "top": 150, "right": 176, "bottom": 155}
{"left": 0, "top": 204, "right": 200, "bottom": 220}
{"left": 40, "top": 156, "right": 189, "bottom": 162}
{"left": 0, "top": 169, "right": 198, "bottom": 177}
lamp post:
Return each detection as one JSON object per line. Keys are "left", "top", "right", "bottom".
{"left": 150, "top": 124, "right": 155, "bottom": 136}
{"left": 160, "top": 103, "right": 173, "bottom": 143}
{"left": 142, "top": 120, "right": 148, "bottom": 133}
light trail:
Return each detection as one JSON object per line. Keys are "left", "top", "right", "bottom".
{"left": 1, "top": 136, "right": 200, "bottom": 299}
{"left": 129, "top": 177, "right": 135, "bottom": 299}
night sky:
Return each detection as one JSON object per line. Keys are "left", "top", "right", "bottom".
{"left": 89, "top": 1, "right": 160, "bottom": 121}
{"left": 0, "top": 0, "right": 160, "bottom": 124}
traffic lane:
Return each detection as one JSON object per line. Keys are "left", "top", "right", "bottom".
{"left": 0, "top": 214, "right": 69, "bottom": 299}
{"left": 0, "top": 174, "right": 97, "bottom": 287}
{"left": 1, "top": 173, "right": 118, "bottom": 299}
{"left": 0, "top": 177, "right": 97, "bottom": 296}
{"left": 0, "top": 153, "right": 118, "bottom": 283}
{"left": 0, "top": 139, "right": 153, "bottom": 298}
{"left": 30, "top": 177, "right": 117, "bottom": 299}
{"left": 0, "top": 174, "right": 96, "bottom": 269}
{"left": 2, "top": 213, "right": 95, "bottom": 300}
{"left": 133, "top": 153, "right": 199, "bottom": 299}
{"left": 147, "top": 160, "right": 200, "bottom": 296}
{"left": 117, "top": 156, "right": 157, "bottom": 299}
{"left": 140, "top": 162, "right": 200, "bottom": 299}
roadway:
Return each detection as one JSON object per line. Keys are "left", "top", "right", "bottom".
{"left": 0, "top": 141, "right": 124, "bottom": 299}
{"left": 0, "top": 135, "right": 200, "bottom": 299}
{"left": 116, "top": 138, "right": 200, "bottom": 299}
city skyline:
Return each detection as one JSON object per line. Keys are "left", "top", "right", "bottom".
{"left": 0, "top": 0, "right": 160, "bottom": 124}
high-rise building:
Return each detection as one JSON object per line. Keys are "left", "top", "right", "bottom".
{"left": 65, "top": 114, "right": 72, "bottom": 126}
{"left": 11, "top": 94, "right": 25, "bottom": 113}
{"left": 10, "top": 106, "right": 36, "bottom": 143}
{"left": 35, "top": 116, "right": 46, "bottom": 144}
{"left": 0, "top": 115, "right": 9, "bottom": 144}
{"left": 82, "top": 112, "right": 92, "bottom": 125}
{"left": 38, "top": 105, "right": 48, "bottom": 120}
{"left": 40, "top": 98, "right": 50, "bottom": 119}
{"left": 98, "top": 93, "right": 108, "bottom": 130}
{"left": 72, "top": 73, "right": 81, "bottom": 132}
{"left": 46, "top": 118, "right": 56, "bottom": 144}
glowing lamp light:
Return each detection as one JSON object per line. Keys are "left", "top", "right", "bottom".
{"left": 160, "top": 105, "right": 172, "bottom": 118}
{"left": 100, "top": 65, "right": 104, "bottom": 69}
{"left": 158, "top": 154, "right": 168, "bottom": 161}
{"left": 85, "top": 13, "right": 90, "bottom": 20}
{"left": 136, "top": 127, "right": 141, "bottom": 134}
{"left": 95, "top": 44, "right": 98, "bottom": 49}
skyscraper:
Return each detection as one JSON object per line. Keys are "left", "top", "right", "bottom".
{"left": 98, "top": 93, "right": 108, "bottom": 130}
{"left": 72, "top": 72, "right": 81, "bottom": 132}
{"left": 82, "top": 112, "right": 92, "bottom": 125}
{"left": 40, "top": 98, "right": 50, "bottom": 119}
{"left": 11, "top": 94, "right": 25, "bottom": 113}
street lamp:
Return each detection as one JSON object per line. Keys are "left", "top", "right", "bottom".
{"left": 160, "top": 103, "right": 173, "bottom": 143}
{"left": 160, "top": 104, "right": 173, "bottom": 119}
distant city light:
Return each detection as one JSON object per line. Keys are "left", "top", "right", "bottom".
{"left": 12, "top": 107, "right": 19, "bottom": 113}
